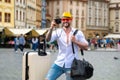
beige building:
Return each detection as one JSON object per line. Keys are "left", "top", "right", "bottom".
{"left": 36, "top": 0, "right": 41, "bottom": 29}
{"left": 86, "top": 0, "right": 109, "bottom": 38}
{"left": 0, "top": 0, "right": 14, "bottom": 28}
{"left": 46, "top": 0, "right": 87, "bottom": 31}
{"left": 15, "top": 0, "right": 26, "bottom": 29}
{"left": 26, "top": 0, "right": 36, "bottom": 29}
{"left": 109, "top": 0, "right": 120, "bottom": 33}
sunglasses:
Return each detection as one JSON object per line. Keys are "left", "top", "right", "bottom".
{"left": 61, "top": 18, "right": 72, "bottom": 22}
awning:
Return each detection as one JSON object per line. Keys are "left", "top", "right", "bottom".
{"left": 30, "top": 29, "right": 39, "bottom": 37}
{"left": 0, "top": 27, "right": 3, "bottom": 32}
{"left": 4, "top": 27, "right": 32, "bottom": 36}
{"left": 104, "top": 34, "right": 120, "bottom": 38}
{"left": 26, "top": 28, "right": 48, "bottom": 37}
{"left": 35, "top": 29, "right": 48, "bottom": 35}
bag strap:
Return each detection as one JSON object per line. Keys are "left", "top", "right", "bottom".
{"left": 72, "top": 29, "right": 78, "bottom": 54}
{"left": 72, "top": 30, "right": 84, "bottom": 56}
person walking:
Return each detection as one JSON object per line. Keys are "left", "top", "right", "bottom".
{"left": 45, "top": 12, "right": 88, "bottom": 80}
{"left": 14, "top": 36, "right": 19, "bottom": 52}
{"left": 117, "top": 39, "right": 120, "bottom": 51}
{"left": 19, "top": 34, "right": 26, "bottom": 52}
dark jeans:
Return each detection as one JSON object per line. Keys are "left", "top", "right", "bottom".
{"left": 32, "top": 43, "right": 38, "bottom": 51}
{"left": 14, "top": 44, "right": 19, "bottom": 51}
{"left": 19, "top": 44, "right": 24, "bottom": 52}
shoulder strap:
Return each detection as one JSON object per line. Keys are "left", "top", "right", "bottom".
{"left": 72, "top": 30, "right": 84, "bottom": 56}
{"left": 72, "top": 30, "right": 78, "bottom": 54}
{"left": 73, "top": 29, "right": 78, "bottom": 36}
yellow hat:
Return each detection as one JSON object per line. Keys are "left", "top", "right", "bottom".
{"left": 62, "top": 12, "right": 72, "bottom": 18}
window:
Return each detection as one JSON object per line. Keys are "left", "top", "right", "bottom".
{"left": 89, "top": 8, "right": 91, "bottom": 17}
{"left": 98, "top": 18, "right": 100, "bottom": 26}
{"left": 76, "top": 10, "right": 79, "bottom": 15}
{"left": 20, "top": 11, "right": 21, "bottom": 21}
{"left": 76, "top": 20, "right": 78, "bottom": 28}
{"left": 20, "top": 0, "right": 22, "bottom": 3}
{"left": 115, "top": 25, "right": 119, "bottom": 32}
{"left": 0, "top": 12, "right": 2, "bottom": 22}
{"left": 47, "top": 1, "right": 49, "bottom": 6}
{"left": 89, "top": 17, "right": 91, "bottom": 25}
{"left": 70, "top": 9, "right": 72, "bottom": 14}
{"left": 57, "top": 0, "right": 59, "bottom": 5}
{"left": 104, "top": 19, "right": 106, "bottom": 26}
{"left": 76, "top": 1, "right": 79, "bottom": 6}
{"left": 56, "top": 9, "right": 59, "bottom": 15}
{"left": 82, "top": 10, "right": 84, "bottom": 16}
{"left": 23, "top": 0, "right": 25, "bottom": 4}
{"left": 82, "top": 3, "right": 84, "bottom": 7}
{"left": 95, "top": 18, "right": 97, "bottom": 26}
{"left": 5, "top": 0, "right": 11, "bottom": 3}
{"left": 115, "top": 10, "right": 119, "bottom": 19}
{"left": 115, "top": 22, "right": 119, "bottom": 32}
{"left": 23, "top": 12, "right": 25, "bottom": 21}
{"left": 16, "top": 10, "right": 18, "bottom": 20}
{"left": 5, "top": 13, "right": 11, "bottom": 22}
{"left": 70, "top": 1, "right": 72, "bottom": 5}
{"left": 81, "top": 18, "right": 84, "bottom": 28}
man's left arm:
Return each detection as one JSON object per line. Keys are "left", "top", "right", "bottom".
{"left": 71, "top": 31, "right": 88, "bottom": 50}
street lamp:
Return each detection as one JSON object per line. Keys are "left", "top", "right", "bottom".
{"left": 41, "top": 0, "right": 46, "bottom": 28}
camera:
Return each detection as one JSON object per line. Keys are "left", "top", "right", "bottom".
{"left": 54, "top": 18, "right": 61, "bottom": 24}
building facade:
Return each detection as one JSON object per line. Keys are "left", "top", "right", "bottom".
{"left": 15, "top": 0, "right": 26, "bottom": 29}
{"left": 26, "top": 0, "right": 36, "bottom": 29}
{"left": 36, "top": 0, "right": 41, "bottom": 29}
{"left": 86, "top": 0, "right": 109, "bottom": 38}
{"left": 109, "top": 0, "right": 120, "bottom": 33}
{"left": 46, "top": 0, "right": 87, "bottom": 32}
{"left": 0, "top": 0, "right": 14, "bottom": 28}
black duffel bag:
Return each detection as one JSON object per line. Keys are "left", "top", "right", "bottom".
{"left": 71, "top": 57, "right": 94, "bottom": 79}
{"left": 71, "top": 30, "right": 94, "bottom": 79}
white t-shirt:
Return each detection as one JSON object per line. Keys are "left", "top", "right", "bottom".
{"left": 32, "top": 38, "right": 38, "bottom": 44}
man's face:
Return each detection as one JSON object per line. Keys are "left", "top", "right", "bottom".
{"left": 62, "top": 18, "right": 72, "bottom": 28}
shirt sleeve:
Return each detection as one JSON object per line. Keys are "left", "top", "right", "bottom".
{"left": 50, "top": 30, "right": 58, "bottom": 42}
{"left": 50, "top": 29, "right": 62, "bottom": 42}
{"left": 77, "top": 31, "right": 88, "bottom": 45}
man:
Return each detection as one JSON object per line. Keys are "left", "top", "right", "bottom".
{"left": 14, "top": 36, "right": 19, "bottom": 52}
{"left": 19, "top": 34, "right": 26, "bottom": 52}
{"left": 45, "top": 12, "right": 88, "bottom": 80}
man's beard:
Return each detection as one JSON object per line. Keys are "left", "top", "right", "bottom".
{"left": 62, "top": 22, "right": 70, "bottom": 28}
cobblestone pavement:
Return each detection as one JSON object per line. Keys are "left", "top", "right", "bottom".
{"left": 0, "top": 48, "right": 120, "bottom": 80}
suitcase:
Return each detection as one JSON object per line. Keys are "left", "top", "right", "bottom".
{"left": 22, "top": 35, "right": 51, "bottom": 80}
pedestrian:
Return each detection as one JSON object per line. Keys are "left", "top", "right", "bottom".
{"left": 49, "top": 41, "right": 56, "bottom": 52}
{"left": 19, "top": 34, "right": 26, "bottom": 52}
{"left": 14, "top": 36, "right": 19, "bottom": 52}
{"left": 117, "top": 39, "right": 120, "bottom": 51}
{"left": 32, "top": 37, "right": 38, "bottom": 51}
{"left": 45, "top": 12, "right": 88, "bottom": 80}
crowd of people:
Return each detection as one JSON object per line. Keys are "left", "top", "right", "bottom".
{"left": 13, "top": 34, "right": 58, "bottom": 53}
{"left": 2, "top": 33, "right": 120, "bottom": 53}
{"left": 87, "top": 37, "right": 120, "bottom": 51}
{"left": 3, "top": 34, "right": 119, "bottom": 53}
{"left": 14, "top": 34, "right": 26, "bottom": 52}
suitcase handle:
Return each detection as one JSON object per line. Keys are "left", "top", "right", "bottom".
{"left": 38, "top": 35, "right": 47, "bottom": 56}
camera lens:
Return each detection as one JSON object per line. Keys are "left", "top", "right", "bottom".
{"left": 54, "top": 18, "right": 61, "bottom": 24}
